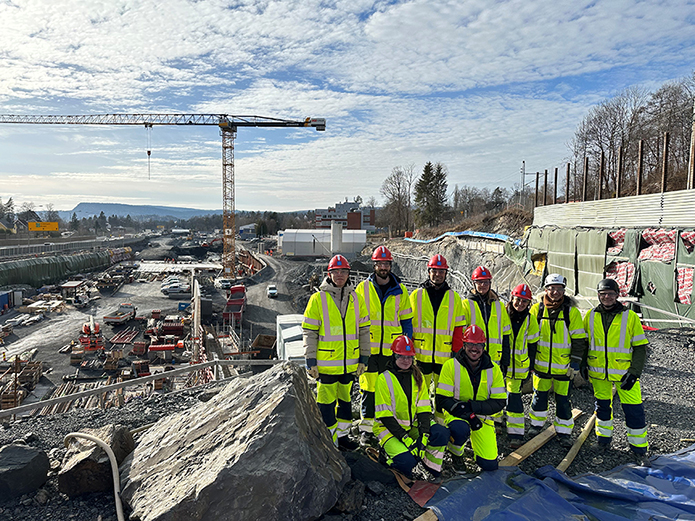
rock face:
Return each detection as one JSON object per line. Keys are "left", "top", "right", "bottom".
{"left": 120, "top": 362, "right": 350, "bottom": 521}
{"left": 58, "top": 424, "right": 135, "bottom": 497}
{"left": 0, "top": 443, "right": 49, "bottom": 499}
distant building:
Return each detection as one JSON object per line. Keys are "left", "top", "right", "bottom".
{"left": 239, "top": 224, "right": 257, "bottom": 240}
{"left": 315, "top": 199, "right": 376, "bottom": 231}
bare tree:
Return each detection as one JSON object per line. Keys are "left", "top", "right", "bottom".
{"left": 380, "top": 164, "right": 416, "bottom": 234}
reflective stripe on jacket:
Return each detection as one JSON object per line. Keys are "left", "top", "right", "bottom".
{"left": 584, "top": 308, "right": 648, "bottom": 381}
{"left": 410, "top": 288, "right": 465, "bottom": 365}
{"left": 529, "top": 302, "right": 586, "bottom": 376}
{"left": 373, "top": 370, "right": 431, "bottom": 443}
{"left": 302, "top": 289, "right": 370, "bottom": 374}
{"left": 356, "top": 278, "right": 414, "bottom": 356}
{"left": 436, "top": 358, "right": 506, "bottom": 423}
{"left": 508, "top": 314, "right": 540, "bottom": 380}
{"left": 461, "top": 298, "right": 511, "bottom": 363}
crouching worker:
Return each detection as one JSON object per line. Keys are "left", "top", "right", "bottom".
{"left": 374, "top": 336, "right": 449, "bottom": 480}
{"left": 436, "top": 325, "right": 506, "bottom": 471}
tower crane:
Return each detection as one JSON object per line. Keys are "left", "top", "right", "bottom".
{"left": 0, "top": 113, "right": 326, "bottom": 275}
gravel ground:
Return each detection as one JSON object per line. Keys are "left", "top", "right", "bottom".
{"left": 2, "top": 329, "right": 694, "bottom": 521}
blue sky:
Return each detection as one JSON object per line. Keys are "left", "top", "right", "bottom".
{"left": 1, "top": 0, "right": 694, "bottom": 213}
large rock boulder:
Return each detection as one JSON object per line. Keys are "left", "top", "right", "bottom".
{"left": 58, "top": 424, "right": 135, "bottom": 497}
{"left": 0, "top": 443, "right": 49, "bottom": 499}
{"left": 120, "top": 362, "right": 350, "bottom": 521}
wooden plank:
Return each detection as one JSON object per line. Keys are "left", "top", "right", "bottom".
{"left": 500, "top": 408, "right": 583, "bottom": 467}
{"left": 556, "top": 412, "right": 596, "bottom": 472}
{"left": 415, "top": 510, "right": 439, "bottom": 521}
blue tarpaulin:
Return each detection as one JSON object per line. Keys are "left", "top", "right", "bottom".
{"left": 426, "top": 445, "right": 695, "bottom": 520}
{"left": 404, "top": 230, "right": 516, "bottom": 244}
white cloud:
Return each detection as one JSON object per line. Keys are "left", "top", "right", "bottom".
{"left": 0, "top": 0, "right": 693, "bottom": 212}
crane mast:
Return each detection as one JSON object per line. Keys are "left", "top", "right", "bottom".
{"left": 0, "top": 113, "right": 326, "bottom": 275}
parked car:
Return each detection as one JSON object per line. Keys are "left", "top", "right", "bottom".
{"left": 267, "top": 284, "right": 278, "bottom": 298}
{"left": 162, "top": 284, "right": 191, "bottom": 295}
{"left": 216, "top": 278, "right": 233, "bottom": 289}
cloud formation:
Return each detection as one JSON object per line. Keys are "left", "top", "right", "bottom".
{"left": 0, "top": 0, "right": 693, "bottom": 211}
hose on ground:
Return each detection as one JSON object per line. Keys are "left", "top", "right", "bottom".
{"left": 64, "top": 432, "right": 125, "bottom": 521}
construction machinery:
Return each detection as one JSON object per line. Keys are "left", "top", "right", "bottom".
{"left": 0, "top": 113, "right": 326, "bottom": 275}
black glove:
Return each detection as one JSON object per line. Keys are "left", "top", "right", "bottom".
{"left": 620, "top": 372, "right": 638, "bottom": 391}
{"left": 499, "top": 365, "right": 508, "bottom": 376}
{"left": 451, "top": 401, "right": 472, "bottom": 418}
{"left": 466, "top": 412, "right": 483, "bottom": 431}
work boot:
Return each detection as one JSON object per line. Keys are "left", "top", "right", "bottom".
{"left": 359, "top": 432, "right": 374, "bottom": 448}
{"left": 509, "top": 438, "right": 524, "bottom": 450}
{"left": 451, "top": 455, "right": 468, "bottom": 473}
{"left": 595, "top": 441, "right": 611, "bottom": 453}
{"left": 527, "top": 425, "right": 543, "bottom": 437}
{"left": 338, "top": 436, "right": 359, "bottom": 451}
{"left": 633, "top": 452, "right": 651, "bottom": 468}
{"left": 557, "top": 434, "right": 573, "bottom": 449}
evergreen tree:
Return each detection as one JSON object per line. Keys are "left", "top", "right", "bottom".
{"left": 414, "top": 162, "right": 450, "bottom": 227}
{"left": 70, "top": 213, "right": 79, "bottom": 231}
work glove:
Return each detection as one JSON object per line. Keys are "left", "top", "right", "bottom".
{"left": 567, "top": 362, "right": 580, "bottom": 379}
{"left": 451, "top": 400, "right": 472, "bottom": 418}
{"left": 417, "top": 433, "right": 430, "bottom": 460}
{"left": 620, "top": 372, "right": 638, "bottom": 391}
{"left": 466, "top": 412, "right": 483, "bottom": 431}
{"left": 402, "top": 435, "right": 419, "bottom": 458}
{"left": 307, "top": 366, "right": 319, "bottom": 379}
{"left": 356, "top": 363, "right": 367, "bottom": 377}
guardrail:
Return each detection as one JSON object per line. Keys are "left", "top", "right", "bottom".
{"left": 0, "top": 237, "right": 144, "bottom": 260}
{"left": 0, "top": 358, "right": 284, "bottom": 419}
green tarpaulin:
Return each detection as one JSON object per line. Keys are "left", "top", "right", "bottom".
{"left": 0, "top": 251, "right": 111, "bottom": 288}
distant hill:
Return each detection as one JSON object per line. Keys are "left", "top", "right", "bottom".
{"left": 59, "top": 202, "right": 222, "bottom": 221}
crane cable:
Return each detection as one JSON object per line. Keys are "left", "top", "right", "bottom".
{"left": 145, "top": 123, "right": 153, "bottom": 180}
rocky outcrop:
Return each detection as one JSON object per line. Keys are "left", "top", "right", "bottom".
{"left": 0, "top": 443, "right": 49, "bottom": 499}
{"left": 120, "top": 362, "right": 350, "bottom": 521}
{"left": 58, "top": 424, "right": 134, "bottom": 497}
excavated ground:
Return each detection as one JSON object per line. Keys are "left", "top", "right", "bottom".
{"left": 2, "top": 229, "right": 695, "bottom": 520}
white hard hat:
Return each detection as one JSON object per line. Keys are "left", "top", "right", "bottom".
{"left": 544, "top": 273, "right": 567, "bottom": 287}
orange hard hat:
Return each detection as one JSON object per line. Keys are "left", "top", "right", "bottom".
{"left": 462, "top": 325, "right": 486, "bottom": 344}
{"left": 328, "top": 254, "right": 350, "bottom": 271}
{"left": 391, "top": 335, "right": 415, "bottom": 356}
{"left": 427, "top": 254, "right": 449, "bottom": 270}
{"left": 471, "top": 266, "right": 492, "bottom": 281}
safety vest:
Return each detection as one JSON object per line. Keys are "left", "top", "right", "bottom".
{"left": 436, "top": 358, "right": 506, "bottom": 423}
{"left": 529, "top": 302, "right": 586, "bottom": 376}
{"left": 373, "top": 370, "right": 431, "bottom": 443}
{"left": 356, "top": 279, "right": 413, "bottom": 356}
{"left": 461, "top": 298, "right": 511, "bottom": 363}
{"left": 410, "top": 288, "right": 465, "bottom": 365}
{"left": 508, "top": 314, "right": 540, "bottom": 380}
{"left": 302, "top": 290, "right": 370, "bottom": 375}
{"left": 584, "top": 309, "right": 648, "bottom": 381}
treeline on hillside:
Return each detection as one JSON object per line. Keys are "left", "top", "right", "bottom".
{"left": 566, "top": 72, "right": 694, "bottom": 199}
{"left": 377, "top": 162, "right": 531, "bottom": 235}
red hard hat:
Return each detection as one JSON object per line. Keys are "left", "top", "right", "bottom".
{"left": 471, "top": 266, "right": 492, "bottom": 281}
{"left": 512, "top": 283, "right": 532, "bottom": 300}
{"left": 372, "top": 245, "right": 393, "bottom": 262}
{"left": 462, "top": 325, "right": 486, "bottom": 344}
{"left": 328, "top": 254, "right": 350, "bottom": 271}
{"left": 427, "top": 254, "right": 449, "bottom": 270}
{"left": 391, "top": 335, "right": 415, "bottom": 356}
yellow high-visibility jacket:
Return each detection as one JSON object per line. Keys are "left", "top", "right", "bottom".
{"left": 302, "top": 288, "right": 370, "bottom": 375}
{"left": 410, "top": 287, "right": 465, "bottom": 366}
{"left": 529, "top": 302, "right": 586, "bottom": 376}
{"left": 374, "top": 369, "right": 431, "bottom": 443}
{"left": 461, "top": 295, "right": 511, "bottom": 363}
{"left": 508, "top": 313, "right": 540, "bottom": 380}
{"left": 584, "top": 308, "right": 648, "bottom": 381}
{"left": 356, "top": 277, "right": 414, "bottom": 357}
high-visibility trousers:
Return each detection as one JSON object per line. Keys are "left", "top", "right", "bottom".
{"left": 317, "top": 372, "right": 354, "bottom": 446}
{"left": 381, "top": 423, "right": 448, "bottom": 477}
{"left": 530, "top": 374, "right": 574, "bottom": 435}
{"left": 419, "top": 361, "right": 444, "bottom": 423}
{"left": 447, "top": 417, "right": 498, "bottom": 471}
{"left": 592, "top": 377, "right": 648, "bottom": 454}
{"left": 359, "top": 353, "right": 390, "bottom": 434}
{"left": 506, "top": 378, "right": 525, "bottom": 439}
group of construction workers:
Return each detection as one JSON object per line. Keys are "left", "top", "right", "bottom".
{"left": 302, "top": 246, "right": 649, "bottom": 479}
